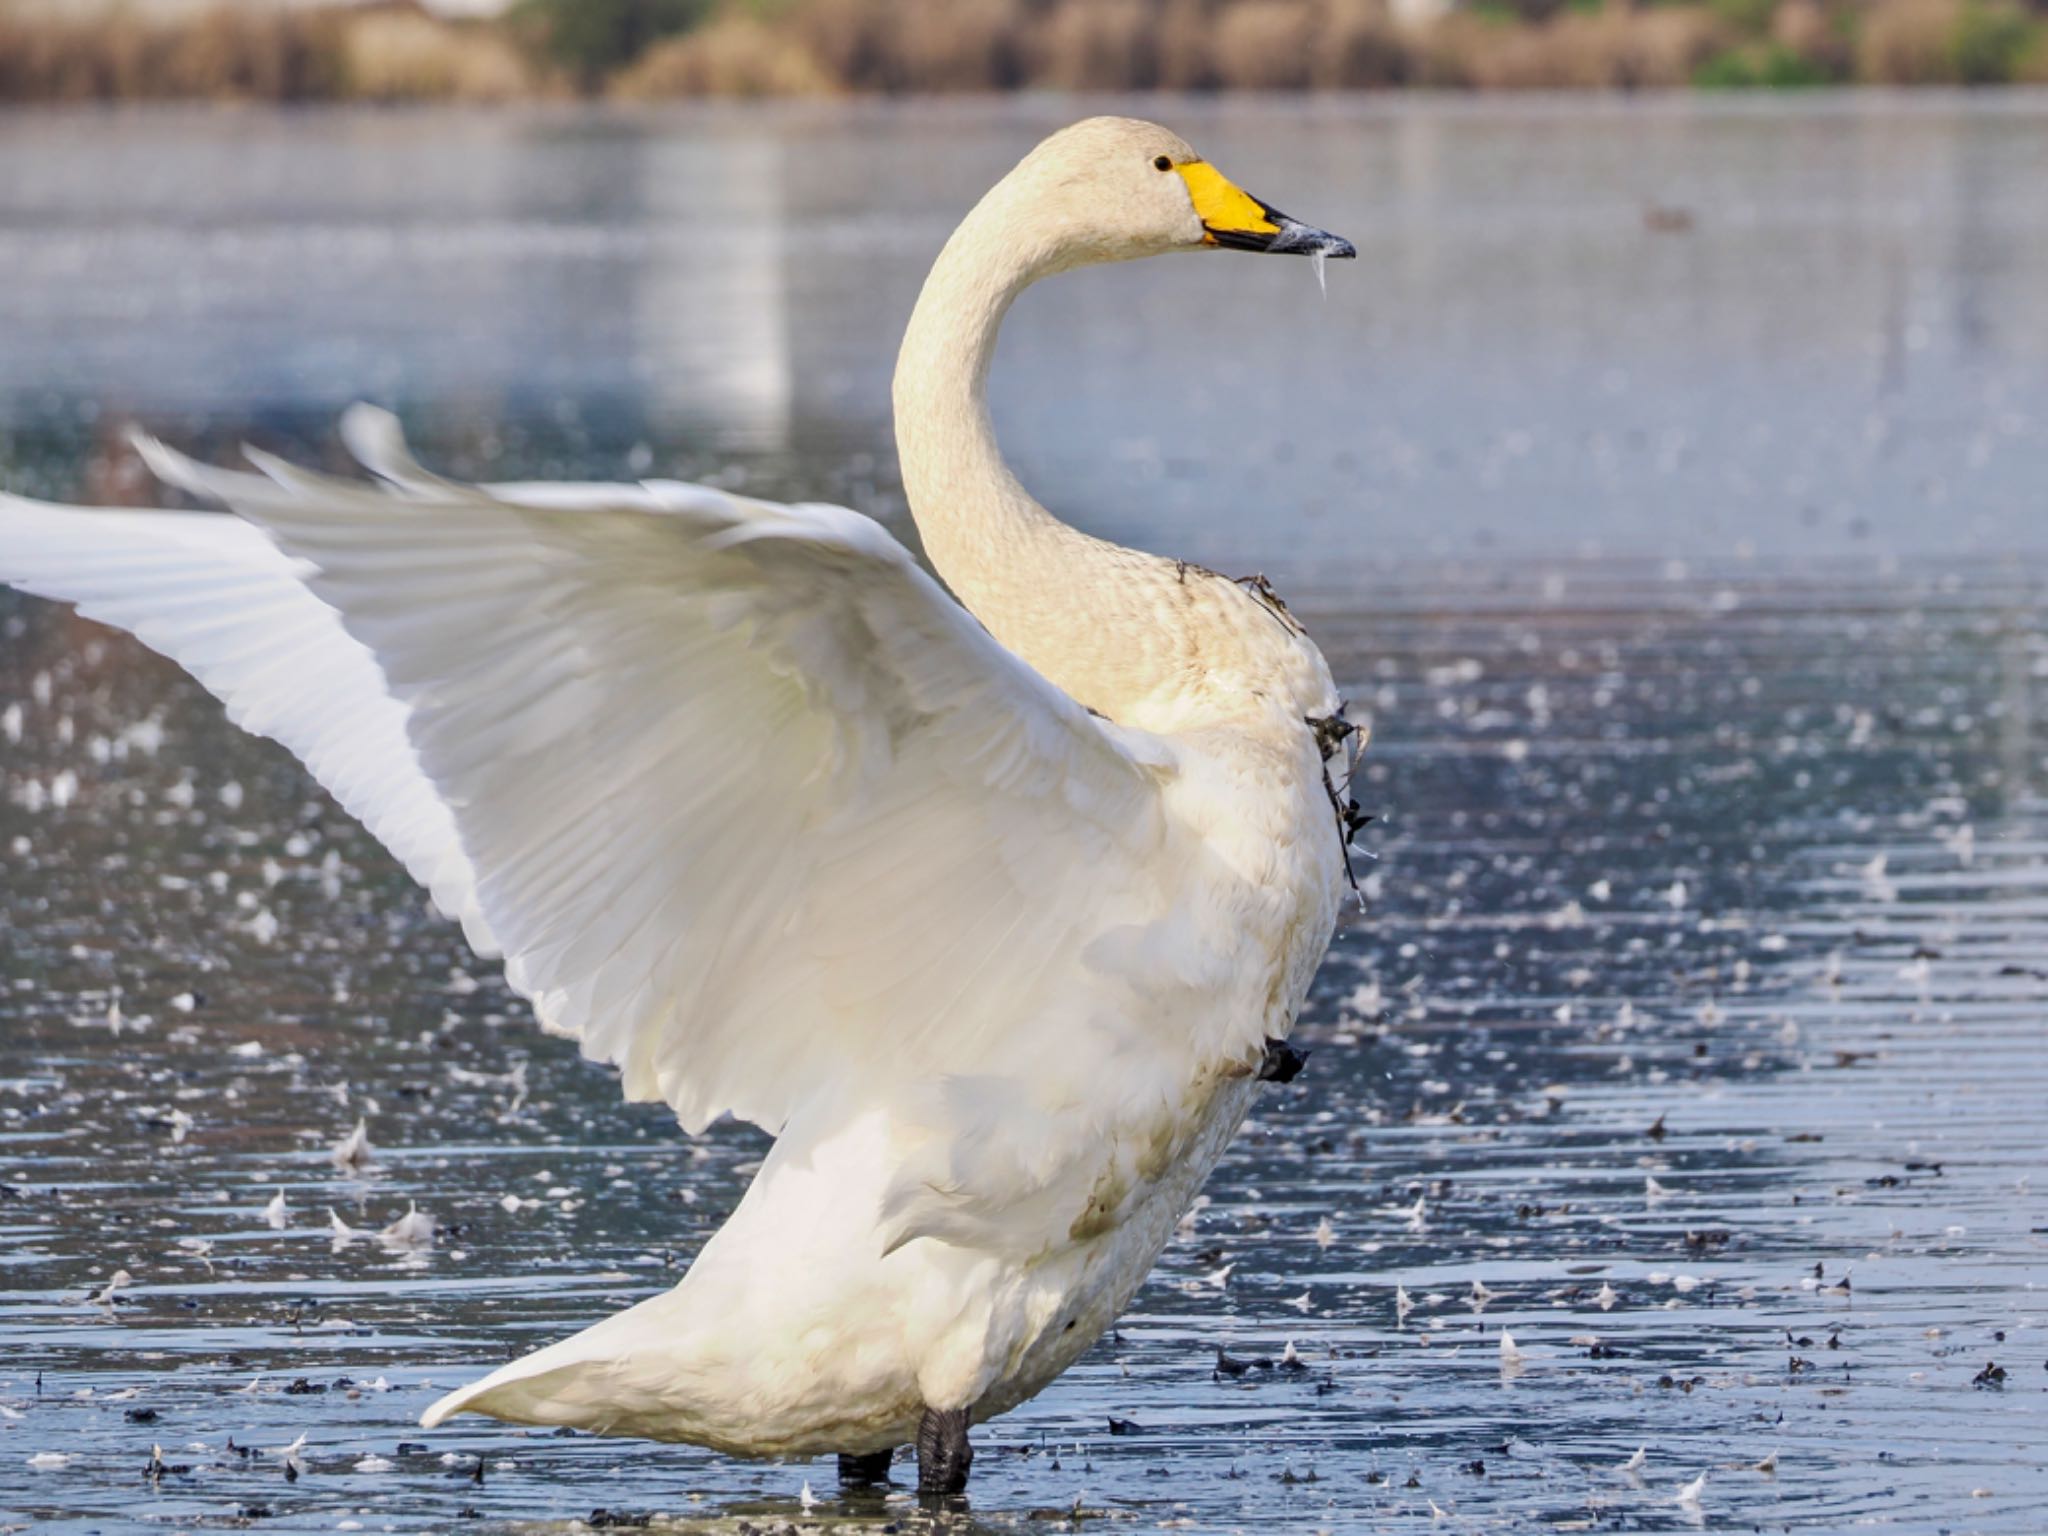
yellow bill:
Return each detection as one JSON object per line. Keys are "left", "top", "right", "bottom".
{"left": 1175, "top": 161, "right": 1355, "bottom": 259}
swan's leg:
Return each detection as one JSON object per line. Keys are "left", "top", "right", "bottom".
{"left": 836, "top": 1447, "right": 896, "bottom": 1485}
{"left": 915, "top": 1405, "right": 973, "bottom": 1495}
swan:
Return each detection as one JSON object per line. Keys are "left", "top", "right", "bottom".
{"left": 0, "top": 116, "right": 1358, "bottom": 1495}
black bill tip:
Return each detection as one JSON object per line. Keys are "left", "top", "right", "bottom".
{"left": 1206, "top": 202, "right": 1356, "bottom": 259}
{"left": 1265, "top": 214, "right": 1355, "bottom": 260}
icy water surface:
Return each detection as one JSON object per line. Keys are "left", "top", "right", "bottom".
{"left": 1, "top": 97, "right": 2046, "bottom": 1534}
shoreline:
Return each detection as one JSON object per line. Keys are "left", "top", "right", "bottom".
{"left": 6, "top": 82, "right": 2048, "bottom": 115}
{"left": 1, "top": 0, "right": 2045, "bottom": 104}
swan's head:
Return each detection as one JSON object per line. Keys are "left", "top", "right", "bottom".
{"left": 1002, "top": 116, "right": 1355, "bottom": 272}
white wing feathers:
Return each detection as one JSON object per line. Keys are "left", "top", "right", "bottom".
{"left": 2, "top": 411, "right": 1187, "bottom": 1155}
{"left": 0, "top": 496, "right": 492, "bottom": 950}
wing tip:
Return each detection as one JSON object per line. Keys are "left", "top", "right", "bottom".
{"left": 339, "top": 402, "right": 410, "bottom": 479}
{"left": 338, "top": 402, "right": 465, "bottom": 501}
{"left": 127, "top": 427, "right": 213, "bottom": 504}
{"left": 418, "top": 1393, "right": 459, "bottom": 1430}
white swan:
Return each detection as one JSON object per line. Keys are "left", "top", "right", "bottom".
{"left": 0, "top": 116, "right": 1358, "bottom": 1494}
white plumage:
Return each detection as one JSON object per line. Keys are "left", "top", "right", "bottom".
{"left": 0, "top": 116, "right": 1357, "bottom": 1488}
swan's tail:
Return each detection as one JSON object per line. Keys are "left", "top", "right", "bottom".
{"left": 421, "top": 1286, "right": 695, "bottom": 1437}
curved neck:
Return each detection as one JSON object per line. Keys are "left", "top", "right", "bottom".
{"left": 893, "top": 188, "right": 1083, "bottom": 642}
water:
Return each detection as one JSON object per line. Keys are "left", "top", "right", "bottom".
{"left": 1, "top": 97, "right": 2045, "bottom": 1534}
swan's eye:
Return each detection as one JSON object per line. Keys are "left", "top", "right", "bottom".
{"left": 1152, "top": 155, "right": 1172, "bottom": 172}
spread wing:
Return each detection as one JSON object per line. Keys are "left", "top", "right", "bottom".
{"left": 0, "top": 410, "right": 1185, "bottom": 1147}
{"left": 0, "top": 496, "right": 490, "bottom": 947}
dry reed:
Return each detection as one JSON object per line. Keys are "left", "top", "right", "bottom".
{"left": 0, "top": 2, "right": 343, "bottom": 101}
{"left": 0, "top": 0, "right": 2042, "bottom": 100}
{"left": 611, "top": 13, "right": 835, "bottom": 95}
{"left": 340, "top": 10, "right": 536, "bottom": 101}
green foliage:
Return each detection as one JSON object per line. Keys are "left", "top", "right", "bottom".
{"left": 1693, "top": 46, "right": 1757, "bottom": 83}
{"left": 510, "top": 0, "right": 711, "bottom": 84}
{"left": 1949, "top": 3, "right": 2039, "bottom": 82}
{"left": 1758, "top": 43, "right": 1832, "bottom": 83}
{"left": 1709, "top": 0, "right": 1775, "bottom": 35}
{"left": 1694, "top": 42, "right": 1832, "bottom": 85}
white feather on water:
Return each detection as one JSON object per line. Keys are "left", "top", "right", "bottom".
{"left": 378, "top": 1202, "right": 435, "bottom": 1250}
{"left": 329, "top": 1118, "right": 374, "bottom": 1173}
{"left": 1498, "top": 1328, "right": 1527, "bottom": 1375}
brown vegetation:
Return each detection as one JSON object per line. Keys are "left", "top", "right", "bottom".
{"left": 1424, "top": 7, "right": 1726, "bottom": 90}
{"left": 341, "top": 8, "right": 535, "bottom": 100}
{"left": 0, "top": 1, "right": 537, "bottom": 102}
{"left": 612, "top": 14, "right": 835, "bottom": 96}
{"left": 1, "top": 0, "right": 2045, "bottom": 101}
{"left": 1855, "top": 0, "right": 2048, "bottom": 81}
{"left": 0, "top": 3, "right": 343, "bottom": 101}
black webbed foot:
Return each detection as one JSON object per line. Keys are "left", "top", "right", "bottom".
{"left": 1258, "top": 1037, "right": 1308, "bottom": 1083}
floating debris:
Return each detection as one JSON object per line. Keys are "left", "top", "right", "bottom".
{"left": 1214, "top": 1346, "right": 1272, "bottom": 1378}
{"left": 330, "top": 1118, "right": 375, "bottom": 1173}
{"left": 1499, "top": 1329, "right": 1526, "bottom": 1372}
{"left": 378, "top": 1202, "right": 436, "bottom": 1251}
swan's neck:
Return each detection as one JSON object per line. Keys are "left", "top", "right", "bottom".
{"left": 893, "top": 192, "right": 1143, "bottom": 715}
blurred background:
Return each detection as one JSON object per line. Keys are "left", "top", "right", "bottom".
{"left": 2, "top": 8, "right": 2046, "bottom": 1536}
{"left": 5, "top": 0, "right": 2048, "bottom": 96}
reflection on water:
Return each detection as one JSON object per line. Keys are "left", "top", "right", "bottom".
{"left": 1, "top": 98, "right": 2046, "bottom": 1535}
{"left": 2, "top": 97, "right": 2047, "bottom": 566}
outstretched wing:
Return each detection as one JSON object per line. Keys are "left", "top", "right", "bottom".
{"left": 0, "top": 497, "right": 491, "bottom": 947}
{"left": 0, "top": 411, "right": 1185, "bottom": 1145}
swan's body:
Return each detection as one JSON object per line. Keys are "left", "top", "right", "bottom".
{"left": 0, "top": 118, "right": 1357, "bottom": 1487}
